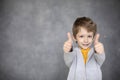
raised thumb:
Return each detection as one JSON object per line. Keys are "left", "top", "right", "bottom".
{"left": 67, "top": 32, "right": 73, "bottom": 42}
{"left": 94, "top": 33, "right": 100, "bottom": 44}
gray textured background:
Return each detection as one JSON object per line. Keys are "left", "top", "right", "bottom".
{"left": 0, "top": 0, "right": 120, "bottom": 80}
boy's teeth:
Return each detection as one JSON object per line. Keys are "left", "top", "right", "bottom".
{"left": 83, "top": 44, "right": 89, "bottom": 46}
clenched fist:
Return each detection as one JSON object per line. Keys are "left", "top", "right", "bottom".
{"left": 63, "top": 32, "right": 73, "bottom": 53}
{"left": 94, "top": 34, "right": 105, "bottom": 54}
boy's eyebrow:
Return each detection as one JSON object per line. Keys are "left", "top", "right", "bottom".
{"left": 78, "top": 33, "right": 93, "bottom": 35}
{"left": 89, "top": 34, "right": 93, "bottom": 35}
{"left": 77, "top": 34, "right": 93, "bottom": 36}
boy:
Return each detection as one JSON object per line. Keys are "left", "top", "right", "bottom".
{"left": 63, "top": 17, "right": 105, "bottom": 80}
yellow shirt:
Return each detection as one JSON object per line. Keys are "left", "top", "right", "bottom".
{"left": 81, "top": 48, "right": 90, "bottom": 64}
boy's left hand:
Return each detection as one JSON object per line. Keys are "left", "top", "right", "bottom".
{"left": 94, "top": 34, "right": 105, "bottom": 54}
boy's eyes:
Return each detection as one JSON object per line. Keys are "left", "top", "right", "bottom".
{"left": 88, "top": 35, "right": 93, "bottom": 38}
{"left": 79, "top": 35, "right": 84, "bottom": 38}
{"left": 79, "top": 35, "right": 93, "bottom": 38}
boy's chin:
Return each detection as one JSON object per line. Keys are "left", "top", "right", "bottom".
{"left": 82, "top": 47, "right": 89, "bottom": 49}
{"left": 79, "top": 46, "right": 90, "bottom": 49}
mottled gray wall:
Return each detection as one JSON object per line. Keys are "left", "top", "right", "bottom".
{"left": 0, "top": 0, "right": 120, "bottom": 80}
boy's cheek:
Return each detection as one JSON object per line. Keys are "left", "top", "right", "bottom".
{"left": 89, "top": 41, "right": 93, "bottom": 47}
{"left": 88, "top": 41, "right": 93, "bottom": 46}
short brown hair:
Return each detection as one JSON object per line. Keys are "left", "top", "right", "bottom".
{"left": 72, "top": 17, "right": 97, "bottom": 39}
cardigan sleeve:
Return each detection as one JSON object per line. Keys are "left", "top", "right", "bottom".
{"left": 64, "top": 49, "right": 76, "bottom": 68}
{"left": 94, "top": 52, "right": 105, "bottom": 66}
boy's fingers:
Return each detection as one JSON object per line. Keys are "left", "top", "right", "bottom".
{"left": 67, "top": 32, "right": 73, "bottom": 42}
{"left": 94, "top": 33, "right": 100, "bottom": 44}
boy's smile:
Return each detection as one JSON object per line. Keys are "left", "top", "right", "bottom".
{"left": 74, "top": 27, "right": 94, "bottom": 49}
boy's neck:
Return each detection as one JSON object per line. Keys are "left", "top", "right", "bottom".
{"left": 78, "top": 46, "right": 91, "bottom": 50}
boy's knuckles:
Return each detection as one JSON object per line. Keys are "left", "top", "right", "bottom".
{"left": 64, "top": 46, "right": 71, "bottom": 50}
{"left": 95, "top": 45, "right": 100, "bottom": 48}
{"left": 95, "top": 43, "right": 102, "bottom": 47}
{"left": 64, "top": 46, "right": 70, "bottom": 49}
{"left": 66, "top": 43, "right": 72, "bottom": 46}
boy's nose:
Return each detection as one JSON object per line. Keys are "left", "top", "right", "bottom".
{"left": 84, "top": 38, "right": 88, "bottom": 43}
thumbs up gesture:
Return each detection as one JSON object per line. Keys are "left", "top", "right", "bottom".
{"left": 63, "top": 32, "right": 73, "bottom": 53}
{"left": 94, "top": 34, "right": 105, "bottom": 54}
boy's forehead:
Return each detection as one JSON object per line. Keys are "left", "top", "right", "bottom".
{"left": 78, "top": 27, "right": 93, "bottom": 34}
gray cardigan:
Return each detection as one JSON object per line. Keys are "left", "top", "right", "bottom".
{"left": 64, "top": 47, "right": 105, "bottom": 80}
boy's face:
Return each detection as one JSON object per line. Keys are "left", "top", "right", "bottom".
{"left": 74, "top": 27, "right": 94, "bottom": 49}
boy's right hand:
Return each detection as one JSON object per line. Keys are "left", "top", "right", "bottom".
{"left": 63, "top": 32, "right": 73, "bottom": 53}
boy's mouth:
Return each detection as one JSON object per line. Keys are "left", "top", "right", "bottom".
{"left": 82, "top": 44, "right": 89, "bottom": 46}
